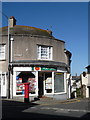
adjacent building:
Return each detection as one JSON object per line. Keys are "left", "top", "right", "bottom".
{"left": 0, "top": 16, "right": 72, "bottom": 100}
{"left": 70, "top": 75, "right": 81, "bottom": 98}
{"left": 81, "top": 66, "right": 90, "bottom": 98}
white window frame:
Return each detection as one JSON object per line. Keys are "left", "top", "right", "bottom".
{"left": 37, "top": 45, "right": 52, "bottom": 60}
{"left": 0, "top": 44, "right": 6, "bottom": 60}
{"left": 13, "top": 67, "right": 38, "bottom": 97}
{"left": 44, "top": 72, "right": 54, "bottom": 95}
{"left": 44, "top": 72, "right": 67, "bottom": 95}
{"left": 53, "top": 72, "right": 67, "bottom": 94}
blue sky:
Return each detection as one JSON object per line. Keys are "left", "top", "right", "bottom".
{"left": 2, "top": 2, "right": 88, "bottom": 75}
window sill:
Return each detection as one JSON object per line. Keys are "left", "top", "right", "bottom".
{"left": 0, "top": 59, "right": 6, "bottom": 61}
{"left": 37, "top": 58, "right": 53, "bottom": 61}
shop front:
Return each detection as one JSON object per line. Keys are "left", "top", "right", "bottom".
{"left": 13, "top": 66, "right": 67, "bottom": 99}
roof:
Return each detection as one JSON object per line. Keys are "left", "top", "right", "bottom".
{"left": 86, "top": 65, "right": 90, "bottom": 69}
{"left": 1, "top": 25, "right": 65, "bottom": 42}
{"left": 1, "top": 25, "right": 54, "bottom": 38}
{"left": 72, "top": 76, "right": 81, "bottom": 81}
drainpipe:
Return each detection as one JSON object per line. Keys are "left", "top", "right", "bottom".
{"left": 7, "top": 16, "right": 16, "bottom": 99}
{"left": 10, "top": 37, "right": 14, "bottom": 99}
{"left": 7, "top": 18, "right": 10, "bottom": 99}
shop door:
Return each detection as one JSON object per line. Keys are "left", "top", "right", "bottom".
{"left": 0, "top": 74, "right": 7, "bottom": 97}
{"left": 89, "top": 87, "right": 90, "bottom": 98}
{"left": 38, "top": 72, "right": 44, "bottom": 98}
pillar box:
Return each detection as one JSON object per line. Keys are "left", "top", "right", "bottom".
{"left": 24, "top": 82, "right": 30, "bottom": 103}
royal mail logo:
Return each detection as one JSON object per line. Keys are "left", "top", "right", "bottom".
{"left": 34, "top": 67, "right": 41, "bottom": 71}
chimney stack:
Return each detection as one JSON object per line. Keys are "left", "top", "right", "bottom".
{"left": 9, "top": 16, "right": 16, "bottom": 28}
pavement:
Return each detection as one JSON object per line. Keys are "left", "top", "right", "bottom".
{"left": 1, "top": 97, "right": 90, "bottom": 120}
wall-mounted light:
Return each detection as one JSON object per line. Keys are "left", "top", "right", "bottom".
{"left": 10, "top": 37, "right": 14, "bottom": 41}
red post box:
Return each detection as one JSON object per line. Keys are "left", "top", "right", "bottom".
{"left": 24, "top": 82, "right": 30, "bottom": 103}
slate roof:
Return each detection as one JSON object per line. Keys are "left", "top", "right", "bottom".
{"left": 72, "top": 76, "right": 81, "bottom": 82}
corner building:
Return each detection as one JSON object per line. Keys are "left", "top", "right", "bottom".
{"left": 0, "top": 17, "right": 72, "bottom": 100}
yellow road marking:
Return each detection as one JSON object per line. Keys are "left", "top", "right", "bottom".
{"left": 39, "top": 99, "right": 81, "bottom": 106}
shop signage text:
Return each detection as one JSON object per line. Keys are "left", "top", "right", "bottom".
{"left": 32, "top": 67, "right": 57, "bottom": 71}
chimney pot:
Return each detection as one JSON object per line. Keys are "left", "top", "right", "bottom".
{"left": 47, "top": 30, "right": 52, "bottom": 36}
{"left": 9, "top": 16, "right": 16, "bottom": 28}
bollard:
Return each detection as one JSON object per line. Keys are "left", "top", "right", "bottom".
{"left": 24, "top": 82, "right": 30, "bottom": 103}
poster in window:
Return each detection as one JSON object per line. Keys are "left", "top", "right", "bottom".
{"left": 28, "top": 78, "right": 36, "bottom": 94}
{"left": 46, "top": 77, "right": 52, "bottom": 83}
{"left": 45, "top": 83, "right": 52, "bottom": 89}
{"left": 45, "top": 77, "right": 52, "bottom": 89}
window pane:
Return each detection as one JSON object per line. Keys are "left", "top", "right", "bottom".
{"left": 16, "top": 71, "right": 37, "bottom": 95}
{"left": 37, "top": 46, "right": 41, "bottom": 59}
{"left": 41, "top": 46, "right": 48, "bottom": 59}
{"left": 0, "top": 45, "right": 5, "bottom": 60}
{"left": 54, "top": 72, "right": 64, "bottom": 93}
{"left": 37, "top": 45, "right": 52, "bottom": 60}
{"left": 2, "top": 75, "right": 5, "bottom": 85}
{"left": 0, "top": 53, "right": 5, "bottom": 60}
{"left": 45, "top": 72, "right": 52, "bottom": 93}
{"left": 0, "top": 45, "right": 5, "bottom": 52}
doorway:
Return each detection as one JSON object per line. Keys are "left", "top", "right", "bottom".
{"left": 89, "top": 87, "right": 90, "bottom": 98}
{"left": 38, "top": 72, "right": 52, "bottom": 97}
{"left": 0, "top": 73, "right": 7, "bottom": 97}
{"left": 38, "top": 72, "right": 44, "bottom": 98}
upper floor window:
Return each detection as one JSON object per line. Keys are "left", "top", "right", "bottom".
{"left": 0, "top": 44, "right": 6, "bottom": 60}
{"left": 37, "top": 45, "right": 52, "bottom": 60}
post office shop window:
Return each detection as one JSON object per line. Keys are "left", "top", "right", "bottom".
{"left": 16, "top": 71, "right": 37, "bottom": 95}
{"left": 45, "top": 72, "right": 52, "bottom": 93}
{"left": 54, "top": 72, "right": 64, "bottom": 93}
{"left": 0, "top": 44, "right": 6, "bottom": 60}
{"left": 37, "top": 45, "right": 52, "bottom": 60}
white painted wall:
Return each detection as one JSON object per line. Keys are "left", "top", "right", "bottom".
{"left": 81, "top": 74, "right": 89, "bottom": 98}
{"left": 66, "top": 73, "right": 71, "bottom": 99}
